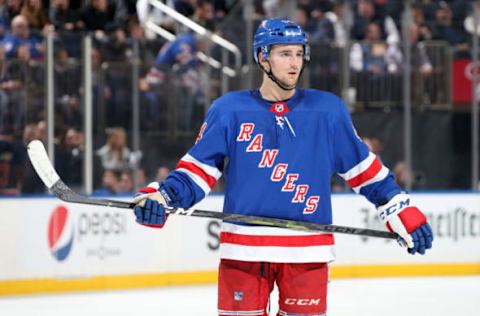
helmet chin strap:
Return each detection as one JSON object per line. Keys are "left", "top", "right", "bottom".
{"left": 259, "top": 61, "right": 305, "bottom": 91}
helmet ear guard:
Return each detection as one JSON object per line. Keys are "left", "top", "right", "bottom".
{"left": 260, "top": 46, "right": 270, "bottom": 62}
{"left": 304, "top": 45, "right": 310, "bottom": 62}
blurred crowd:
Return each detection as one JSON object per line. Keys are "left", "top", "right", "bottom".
{"left": 0, "top": 0, "right": 478, "bottom": 195}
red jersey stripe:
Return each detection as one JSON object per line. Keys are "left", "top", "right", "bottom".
{"left": 220, "top": 232, "right": 334, "bottom": 247}
{"left": 176, "top": 160, "right": 217, "bottom": 188}
{"left": 346, "top": 157, "right": 382, "bottom": 188}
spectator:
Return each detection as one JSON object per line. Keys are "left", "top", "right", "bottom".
{"left": 155, "top": 165, "right": 170, "bottom": 181}
{"left": 89, "top": 46, "right": 114, "bottom": 128}
{"left": 141, "top": 32, "right": 206, "bottom": 132}
{"left": 21, "top": 122, "right": 38, "bottom": 149}
{"left": 134, "top": 167, "right": 147, "bottom": 188}
{"left": 449, "top": 0, "right": 470, "bottom": 29}
{"left": 263, "top": 0, "right": 296, "bottom": 20}
{"left": 35, "top": 120, "right": 66, "bottom": 156}
{"left": 99, "top": 35, "right": 134, "bottom": 127}
{"left": 411, "top": 23, "right": 433, "bottom": 76}
{"left": 48, "top": 0, "right": 80, "bottom": 32}
{"left": 309, "top": 3, "right": 335, "bottom": 42}
{"left": 0, "top": 47, "right": 8, "bottom": 124}
{"left": 409, "top": 22, "right": 434, "bottom": 107}
{"left": 384, "top": 0, "right": 403, "bottom": 26}
{"left": 350, "top": 22, "right": 399, "bottom": 75}
{"left": 0, "top": 124, "right": 25, "bottom": 195}
{"left": 36, "top": 119, "right": 47, "bottom": 143}
{"left": 362, "top": 136, "right": 373, "bottom": 151}
{"left": 117, "top": 170, "right": 134, "bottom": 193}
{"left": 351, "top": 0, "right": 400, "bottom": 46}
{"left": 295, "top": 5, "right": 319, "bottom": 40}
{"left": 325, "top": 0, "right": 350, "bottom": 47}
{"left": 212, "top": 0, "right": 229, "bottom": 22}
{"left": 157, "top": 32, "right": 205, "bottom": 131}
{"left": 96, "top": 127, "right": 132, "bottom": 172}
{"left": 56, "top": 127, "right": 84, "bottom": 188}
{"left": 103, "top": 27, "right": 128, "bottom": 61}
{"left": 393, "top": 161, "right": 410, "bottom": 189}
{"left": 192, "top": 0, "right": 214, "bottom": 30}
{"left": 49, "top": 0, "right": 82, "bottom": 57}
{"left": 93, "top": 169, "right": 119, "bottom": 195}
{"left": 6, "top": 0, "right": 22, "bottom": 27}
{"left": 0, "top": 44, "right": 26, "bottom": 133}
{"left": 0, "top": 0, "right": 9, "bottom": 38}
{"left": 20, "top": 0, "right": 50, "bottom": 32}
{"left": 431, "top": 1, "right": 470, "bottom": 59}
{"left": 380, "top": 22, "right": 433, "bottom": 77}
{"left": 298, "top": 3, "right": 338, "bottom": 93}
{"left": 58, "top": 94, "right": 82, "bottom": 128}
{"left": 252, "top": 0, "right": 266, "bottom": 18}
{"left": 154, "top": 32, "right": 198, "bottom": 69}
{"left": 78, "top": 0, "right": 127, "bottom": 33}
{"left": 367, "top": 136, "right": 384, "bottom": 162}
{"left": 173, "top": 0, "right": 195, "bottom": 17}
{"left": 411, "top": 3, "right": 432, "bottom": 42}
{"left": 124, "top": 0, "right": 138, "bottom": 18}
{"left": 54, "top": 46, "right": 82, "bottom": 127}
{"left": 1, "top": 14, "right": 44, "bottom": 60}
{"left": 127, "top": 16, "right": 154, "bottom": 62}
{"left": 350, "top": 22, "right": 402, "bottom": 106}
{"left": 21, "top": 122, "right": 45, "bottom": 193}
{"left": 331, "top": 173, "right": 348, "bottom": 193}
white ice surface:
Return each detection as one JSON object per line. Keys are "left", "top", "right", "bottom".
{"left": 0, "top": 276, "right": 479, "bottom": 316}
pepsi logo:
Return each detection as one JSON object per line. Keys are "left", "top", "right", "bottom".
{"left": 47, "top": 205, "right": 74, "bottom": 261}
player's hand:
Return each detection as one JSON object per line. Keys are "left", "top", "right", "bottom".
{"left": 377, "top": 193, "right": 433, "bottom": 255}
{"left": 132, "top": 182, "right": 172, "bottom": 228}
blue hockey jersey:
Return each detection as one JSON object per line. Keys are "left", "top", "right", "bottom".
{"left": 164, "top": 89, "right": 401, "bottom": 262}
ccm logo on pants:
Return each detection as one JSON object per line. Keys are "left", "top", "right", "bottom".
{"left": 284, "top": 298, "right": 321, "bottom": 306}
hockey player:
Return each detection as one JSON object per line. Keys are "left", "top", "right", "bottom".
{"left": 133, "top": 18, "right": 433, "bottom": 316}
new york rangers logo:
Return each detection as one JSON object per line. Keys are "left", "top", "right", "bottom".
{"left": 47, "top": 206, "right": 74, "bottom": 262}
{"left": 234, "top": 291, "right": 244, "bottom": 302}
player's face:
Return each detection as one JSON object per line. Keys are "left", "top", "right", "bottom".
{"left": 266, "top": 44, "right": 304, "bottom": 88}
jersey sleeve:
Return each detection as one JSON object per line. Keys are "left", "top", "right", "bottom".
{"left": 332, "top": 98, "right": 401, "bottom": 205}
{"left": 164, "top": 102, "right": 228, "bottom": 208}
{"left": 155, "top": 41, "right": 176, "bottom": 66}
{"left": 2, "top": 36, "right": 17, "bottom": 58}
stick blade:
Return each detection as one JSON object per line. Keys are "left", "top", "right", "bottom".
{"left": 27, "top": 140, "right": 60, "bottom": 189}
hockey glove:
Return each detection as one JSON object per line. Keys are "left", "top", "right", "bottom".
{"left": 133, "top": 182, "right": 173, "bottom": 228}
{"left": 377, "top": 193, "right": 433, "bottom": 255}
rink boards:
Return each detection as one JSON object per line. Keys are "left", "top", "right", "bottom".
{"left": 0, "top": 193, "right": 479, "bottom": 295}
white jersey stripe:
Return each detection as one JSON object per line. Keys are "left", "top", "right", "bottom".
{"left": 220, "top": 243, "right": 336, "bottom": 263}
{"left": 220, "top": 223, "right": 335, "bottom": 262}
{"left": 222, "top": 222, "right": 329, "bottom": 236}
{"left": 218, "top": 309, "right": 265, "bottom": 315}
{"left": 338, "top": 152, "right": 376, "bottom": 181}
{"left": 351, "top": 165, "right": 390, "bottom": 193}
{"left": 176, "top": 168, "right": 212, "bottom": 195}
{"left": 278, "top": 311, "right": 325, "bottom": 316}
{"left": 181, "top": 153, "right": 222, "bottom": 180}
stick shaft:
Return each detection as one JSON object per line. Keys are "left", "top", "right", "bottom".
{"left": 27, "top": 140, "right": 397, "bottom": 239}
{"left": 50, "top": 180, "right": 396, "bottom": 239}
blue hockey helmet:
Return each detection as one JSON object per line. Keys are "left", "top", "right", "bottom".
{"left": 253, "top": 18, "right": 310, "bottom": 64}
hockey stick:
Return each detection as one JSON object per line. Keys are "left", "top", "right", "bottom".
{"left": 27, "top": 140, "right": 397, "bottom": 239}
